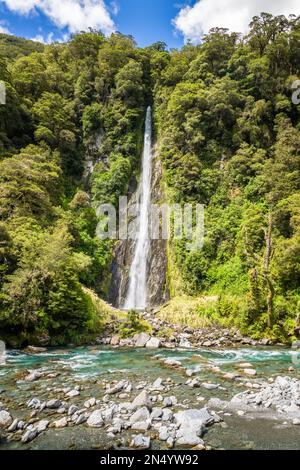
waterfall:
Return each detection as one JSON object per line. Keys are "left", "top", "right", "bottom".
{"left": 124, "top": 106, "right": 153, "bottom": 310}
{"left": 0, "top": 340, "right": 6, "bottom": 365}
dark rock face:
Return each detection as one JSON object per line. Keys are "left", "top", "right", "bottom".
{"left": 109, "top": 154, "right": 169, "bottom": 309}
{"left": 147, "top": 156, "right": 169, "bottom": 307}
{"left": 83, "top": 131, "right": 105, "bottom": 187}
{"left": 109, "top": 237, "right": 135, "bottom": 309}
{"left": 109, "top": 175, "right": 138, "bottom": 308}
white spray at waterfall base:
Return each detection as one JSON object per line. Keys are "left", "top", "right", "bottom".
{"left": 124, "top": 107, "right": 153, "bottom": 310}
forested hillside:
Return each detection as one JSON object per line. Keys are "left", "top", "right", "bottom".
{"left": 152, "top": 13, "right": 300, "bottom": 341}
{"left": 0, "top": 31, "right": 149, "bottom": 346}
{"left": 0, "top": 33, "right": 44, "bottom": 60}
{"left": 0, "top": 13, "right": 299, "bottom": 346}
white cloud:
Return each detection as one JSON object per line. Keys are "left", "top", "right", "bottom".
{"left": 32, "top": 31, "right": 54, "bottom": 43}
{"left": 174, "top": 0, "right": 300, "bottom": 43}
{"left": 2, "top": 0, "right": 116, "bottom": 35}
{"left": 109, "top": 1, "right": 119, "bottom": 15}
{"left": 32, "top": 31, "right": 69, "bottom": 43}
{"left": 0, "top": 19, "right": 11, "bottom": 34}
{"left": 0, "top": 25, "right": 11, "bottom": 34}
{"left": 2, "top": 0, "right": 38, "bottom": 15}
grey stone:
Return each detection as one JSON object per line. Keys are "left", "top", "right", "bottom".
{"left": 118, "top": 393, "right": 128, "bottom": 400}
{"left": 57, "top": 407, "right": 66, "bottom": 414}
{"left": 102, "top": 405, "right": 118, "bottom": 422}
{"left": 68, "top": 405, "right": 79, "bottom": 416}
{"left": 53, "top": 417, "right": 68, "bottom": 428}
{"left": 66, "top": 389, "right": 80, "bottom": 398}
{"left": 124, "top": 383, "right": 132, "bottom": 393}
{"left": 22, "top": 428, "right": 38, "bottom": 444}
{"left": 87, "top": 410, "right": 104, "bottom": 428}
{"left": 103, "top": 394, "right": 110, "bottom": 403}
{"left": 237, "top": 362, "right": 253, "bottom": 369}
{"left": 166, "top": 437, "right": 174, "bottom": 448}
{"left": 192, "top": 443, "right": 206, "bottom": 450}
{"left": 111, "top": 418, "right": 124, "bottom": 433}
{"left": 163, "top": 396, "right": 177, "bottom": 407}
{"left": 8, "top": 418, "right": 19, "bottom": 432}
{"left": 107, "top": 380, "right": 128, "bottom": 395}
{"left": 164, "top": 342, "right": 176, "bottom": 349}
{"left": 229, "top": 376, "right": 300, "bottom": 413}
{"left": 162, "top": 408, "right": 173, "bottom": 421}
{"left": 27, "top": 398, "right": 41, "bottom": 409}
{"left": 24, "top": 346, "right": 47, "bottom": 354}
{"left": 173, "top": 409, "right": 215, "bottom": 447}
{"left": 75, "top": 413, "right": 88, "bottom": 425}
{"left": 131, "top": 390, "right": 152, "bottom": 411}
{"left": 146, "top": 338, "right": 161, "bottom": 349}
{"left": 17, "top": 421, "right": 26, "bottom": 430}
{"left": 119, "top": 339, "right": 133, "bottom": 347}
{"left": 176, "top": 428, "right": 204, "bottom": 447}
{"left": 201, "top": 383, "right": 219, "bottom": 391}
{"left": 223, "top": 372, "right": 238, "bottom": 380}
{"left": 84, "top": 398, "right": 97, "bottom": 408}
{"left": 151, "top": 407, "right": 163, "bottom": 420}
{"left": 159, "top": 426, "right": 169, "bottom": 441}
{"left": 175, "top": 408, "right": 215, "bottom": 428}
{"left": 164, "top": 358, "right": 182, "bottom": 368}
{"left": 119, "top": 402, "right": 132, "bottom": 412}
{"left": 136, "top": 382, "right": 147, "bottom": 390}
{"left": 36, "top": 419, "right": 49, "bottom": 433}
{"left": 110, "top": 335, "right": 120, "bottom": 346}
{"left": 131, "top": 420, "right": 151, "bottom": 431}
{"left": 46, "top": 399, "right": 62, "bottom": 409}
{"left": 189, "top": 378, "right": 201, "bottom": 388}
{"left": 24, "top": 371, "right": 45, "bottom": 382}
{"left": 130, "top": 407, "right": 150, "bottom": 425}
{"left": 179, "top": 339, "right": 192, "bottom": 349}
{"left": 0, "top": 410, "right": 12, "bottom": 428}
{"left": 130, "top": 435, "right": 151, "bottom": 449}
{"left": 243, "top": 369, "right": 257, "bottom": 376}
{"left": 134, "top": 333, "right": 151, "bottom": 348}
{"left": 151, "top": 378, "right": 164, "bottom": 390}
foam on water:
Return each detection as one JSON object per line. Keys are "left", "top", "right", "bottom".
{"left": 1, "top": 346, "right": 296, "bottom": 381}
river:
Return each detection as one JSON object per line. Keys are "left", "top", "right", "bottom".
{"left": 0, "top": 345, "right": 299, "bottom": 450}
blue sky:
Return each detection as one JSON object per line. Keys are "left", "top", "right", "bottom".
{"left": 114, "top": 0, "right": 190, "bottom": 48}
{"left": 0, "top": 0, "right": 192, "bottom": 48}
{"left": 0, "top": 0, "right": 299, "bottom": 47}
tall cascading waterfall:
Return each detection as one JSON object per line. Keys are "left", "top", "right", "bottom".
{"left": 109, "top": 105, "right": 169, "bottom": 309}
{"left": 124, "top": 106, "right": 153, "bottom": 310}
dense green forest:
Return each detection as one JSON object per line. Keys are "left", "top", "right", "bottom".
{"left": 0, "top": 33, "right": 44, "bottom": 60}
{"left": 153, "top": 13, "right": 300, "bottom": 341}
{"left": 0, "top": 31, "right": 149, "bottom": 346}
{"left": 0, "top": 13, "right": 299, "bottom": 346}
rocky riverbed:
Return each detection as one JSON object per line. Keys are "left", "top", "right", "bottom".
{"left": 0, "top": 343, "right": 300, "bottom": 450}
{"left": 7, "top": 308, "right": 285, "bottom": 351}
{"left": 99, "top": 310, "right": 281, "bottom": 350}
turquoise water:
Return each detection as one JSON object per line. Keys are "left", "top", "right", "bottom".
{"left": 1, "top": 346, "right": 298, "bottom": 394}
{"left": 1, "top": 346, "right": 299, "bottom": 450}
{"left": 2, "top": 346, "right": 299, "bottom": 379}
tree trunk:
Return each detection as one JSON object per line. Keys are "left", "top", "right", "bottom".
{"left": 266, "top": 277, "right": 275, "bottom": 328}
{"left": 264, "top": 214, "right": 274, "bottom": 328}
